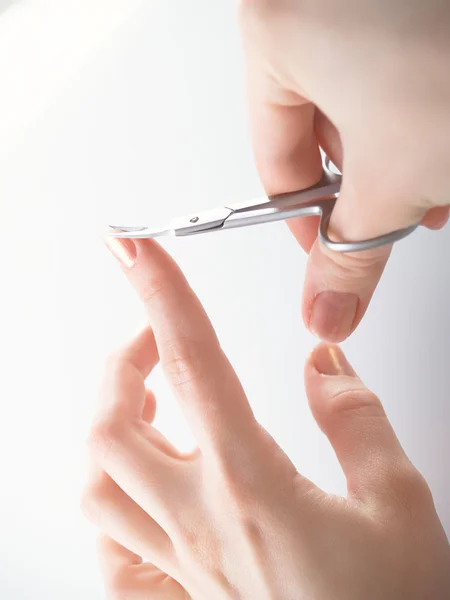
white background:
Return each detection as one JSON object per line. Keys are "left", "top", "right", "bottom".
{"left": 0, "top": 2, "right": 449, "bottom": 598}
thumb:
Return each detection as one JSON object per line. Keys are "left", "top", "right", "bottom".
{"left": 303, "top": 238, "right": 391, "bottom": 343}
{"left": 304, "top": 344, "right": 429, "bottom": 506}
{"left": 303, "top": 147, "right": 435, "bottom": 342}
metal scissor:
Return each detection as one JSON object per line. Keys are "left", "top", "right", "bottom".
{"left": 108, "top": 154, "right": 419, "bottom": 252}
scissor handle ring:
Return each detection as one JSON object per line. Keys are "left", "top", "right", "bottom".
{"left": 318, "top": 201, "right": 419, "bottom": 252}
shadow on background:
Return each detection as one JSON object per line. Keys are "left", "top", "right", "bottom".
{"left": 0, "top": 0, "right": 17, "bottom": 16}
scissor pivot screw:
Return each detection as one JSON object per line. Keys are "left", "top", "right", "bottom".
{"left": 190, "top": 216, "right": 199, "bottom": 223}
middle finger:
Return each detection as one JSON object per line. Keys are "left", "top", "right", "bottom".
{"left": 91, "top": 325, "right": 189, "bottom": 526}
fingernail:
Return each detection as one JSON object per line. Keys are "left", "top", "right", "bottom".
{"left": 312, "top": 344, "right": 356, "bottom": 377}
{"left": 104, "top": 237, "right": 137, "bottom": 269}
{"left": 310, "top": 291, "right": 359, "bottom": 342}
{"left": 433, "top": 214, "right": 449, "bottom": 230}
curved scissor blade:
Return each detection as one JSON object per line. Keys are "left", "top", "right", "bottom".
{"left": 107, "top": 225, "right": 173, "bottom": 239}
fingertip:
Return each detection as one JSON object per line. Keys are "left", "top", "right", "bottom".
{"left": 308, "top": 343, "right": 358, "bottom": 378}
{"left": 134, "top": 237, "right": 167, "bottom": 261}
{"left": 304, "top": 343, "right": 363, "bottom": 426}
{"left": 302, "top": 239, "right": 390, "bottom": 343}
{"left": 122, "top": 325, "right": 158, "bottom": 377}
{"left": 106, "top": 236, "right": 180, "bottom": 287}
{"left": 307, "top": 291, "right": 360, "bottom": 343}
{"left": 421, "top": 205, "right": 449, "bottom": 230}
{"left": 104, "top": 237, "right": 137, "bottom": 270}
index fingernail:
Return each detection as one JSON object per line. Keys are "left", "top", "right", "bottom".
{"left": 105, "top": 237, "right": 137, "bottom": 269}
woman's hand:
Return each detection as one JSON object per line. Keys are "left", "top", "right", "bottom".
{"left": 239, "top": 0, "right": 450, "bottom": 342}
{"left": 83, "top": 237, "right": 450, "bottom": 599}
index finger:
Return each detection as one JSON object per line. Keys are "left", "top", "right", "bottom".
{"left": 104, "top": 237, "right": 257, "bottom": 458}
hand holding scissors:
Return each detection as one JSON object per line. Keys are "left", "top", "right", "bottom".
{"left": 109, "top": 1, "right": 449, "bottom": 343}
{"left": 236, "top": 0, "right": 450, "bottom": 342}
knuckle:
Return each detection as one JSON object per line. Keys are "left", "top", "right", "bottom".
{"left": 323, "top": 245, "right": 390, "bottom": 281}
{"left": 140, "top": 274, "right": 166, "bottom": 305}
{"left": 386, "top": 463, "right": 434, "bottom": 517}
{"left": 205, "top": 460, "right": 248, "bottom": 514}
{"left": 87, "top": 418, "right": 127, "bottom": 463}
{"left": 220, "top": 471, "right": 249, "bottom": 509}
{"left": 162, "top": 342, "right": 205, "bottom": 391}
{"left": 325, "top": 388, "right": 386, "bottom": 422}
{"left": 207, "top": 436, "right": 271, "bottom": 513}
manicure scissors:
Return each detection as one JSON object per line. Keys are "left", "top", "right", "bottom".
{"left": 108, "top": 154, "right": 419, "bottom": 252}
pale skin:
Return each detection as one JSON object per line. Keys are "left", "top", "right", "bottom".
{"left": 82, "top": 236, "right": 450, "bottom": 599}
{"left": 84, "top": 3, "right": 450, "bottom": 596}
{"left": 239, "top": 0, "right": 450, "bottom": 341}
